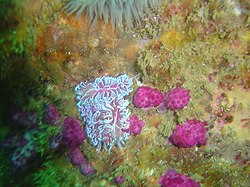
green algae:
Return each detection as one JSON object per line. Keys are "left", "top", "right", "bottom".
{"left": 158, "top": 110, "right": 176, "bottom": 137}
{"left": 33, "top": 157, "right": 89, "bottom": 187}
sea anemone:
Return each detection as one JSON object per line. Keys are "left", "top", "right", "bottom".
{"left": 63, "top": 0, "right": 159, "bottom": 29}
{"left": 74, "top": 74, "right": 133, "bottom": 152}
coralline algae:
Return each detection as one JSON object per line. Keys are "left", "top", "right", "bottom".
{"left": 75, "top": 74, "right": 133, "bottom": 152}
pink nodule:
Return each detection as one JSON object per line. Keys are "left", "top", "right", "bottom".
{"left": 124, "top": 115, "right": 145, "bottom": 136}
{"left": 133, "top": 86, "right": 164, "bottom": 108}
{"left": 164, "top": 87, "right": 190, "bottom": 110}
{"left": 62, "top": 117, "right": 85, "bottom": 149}
{"left": 159, "top": 169, "right": 200, "bottom": 187}
{"left": 169, "top": 118, "right": 208, "bottom": 148}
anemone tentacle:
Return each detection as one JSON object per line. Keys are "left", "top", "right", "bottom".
{"left": 75, "top": 74, "right": 133, "bottom": 152}
{"left": 63, "top": 0, "right": 159, "bottom": 29}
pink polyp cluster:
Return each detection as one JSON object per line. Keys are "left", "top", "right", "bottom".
{"left": 133, "top": 86, "right": 164, "bottom": 108}
{"left": 164, "top": 87, "right": 190, "bottom": 110}
{"left": 61, "top": 117, "right": 85, "bottom": 149}
{"left": 114, "top": 175, "right": 125, "bottom": 184}
{"left": 43, "top": 104, "right": 61, "bottom": 125}
{"left": 68, "top": 147, "right": 96, "bottom": 176}
{"left": 159, "top": 169, "right": 200, "bottom": 187}
{"left": 124, "top": 114, "right": 145, "bottom": 136}
{"left": 169, "top": 118, "right": 208, "bottom": 148}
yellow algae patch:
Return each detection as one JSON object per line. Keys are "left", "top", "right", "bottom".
{"left": 239, "top": 30, "right": 250, "bottom": 43}
{"left": 137, "top": 146, "right": 154, "bottom": 170}
{"left": 159, "top": 29, "right": 185, "bottom": 49}
{"left": 122, "top": 42, "right": 140, "bottom": 61}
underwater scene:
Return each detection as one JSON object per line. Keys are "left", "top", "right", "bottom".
{"left": 0, "top": 0, "right": 250, "bottom": 186}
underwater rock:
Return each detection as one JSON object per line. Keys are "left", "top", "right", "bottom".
{"left": 169, "top": 118, "right": 208, "bottom": 148}
{"left": 159, "top": 169, "right": 200, "bottom": 187}
{"left": 61, "top": 117, "right": 85, "bottom": 149}
{"left": 164, "top": 87, "right": 190, "bottom": 111}
{"left": 43, "top": 104, "right": 61, "bottom": 125}
{"left": 133, "top": 86, "right": 164, "bottom": 108}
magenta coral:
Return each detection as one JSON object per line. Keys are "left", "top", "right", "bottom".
{"left": 169, "top": 119, "right": 208, "bottom": 148}
{"left": 43, "top": 104, "right": 61, "bottom": 125}
{"left": 124, "top": 115, "right": 145, "bottom": 136}
{"left": 133, "top": 86, "right": 164, "bottom": 108}
{"left": 68, "top": 147, "right": 86, "bottom": 167}
{"left": 164, "top": 87, "right": 190, "bottom": 110}
{"left": 114, "top": 175, "right": 125, "bottom": 184}
{"left": 80, "top": 162, "right": 96, "bottom": 176}
{"left": 68, "top": 147, "right": 96, "bottom": 176}
{"left": 61, "top": 117, "right": 85, "bottom": 149}
{"left": 159, "top": 169, "right": 200, "bottom": 187}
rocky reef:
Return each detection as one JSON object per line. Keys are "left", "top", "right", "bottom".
{"left": 0, "top": 0, "right": 250, "bottom": 186}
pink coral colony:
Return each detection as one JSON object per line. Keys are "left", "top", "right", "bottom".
{"left": 133, "top": 86, "right": 164, "bottom": 108}
{"left": 43, "top": 104, "right": 61, "bottom": 125}
{"left": 114, "top": 175, "right": 125, "bottom": 184}
{"left": 169, "top": 118, "right": 208, "bottom": 148}
{"left": 68, "top": 147, "right": 96, "bottom": 176}
{"left": 159, "top": 169, "right": 200, "bottom": 187}
{"left": 124, "top": 114, "right": 145, "bottom": 136}
{"left": 61, "top": 117, "right": 85, "bottom": 149}
{"left": 164, "top": 87, "right": 190, "bottom": 110}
